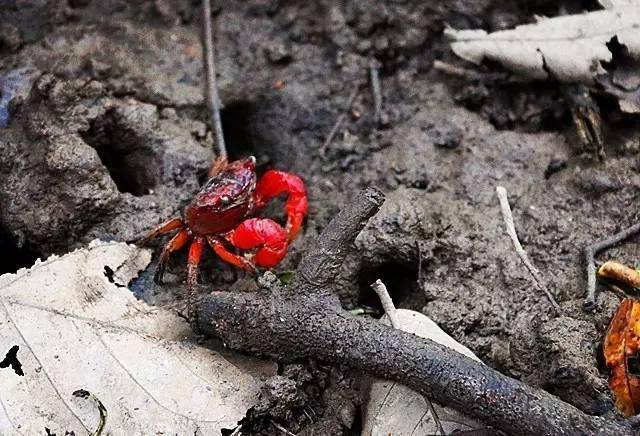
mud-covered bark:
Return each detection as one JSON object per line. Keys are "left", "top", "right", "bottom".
{"left": 291, "top": 187, "right": 385, "bottom": 293}
{"left": 198, "top": 291, "right": 631, "bottom": 436}
{"left": 197, "top": 188, "right": 634, "bottom": 436}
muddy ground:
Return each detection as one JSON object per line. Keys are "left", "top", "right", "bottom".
{"left": 1, "top": 0, "right": 640, "bottom": 434}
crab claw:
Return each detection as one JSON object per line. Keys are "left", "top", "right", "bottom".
{"left": 254, "top": 170, "right": 308, "bottom": 241}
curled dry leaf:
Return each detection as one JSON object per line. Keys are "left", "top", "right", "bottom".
{"left": 0, "top": 240, "right": 266, "bottom": 434}
{"left": 445, "top": 1, "right": 640, "bottom": 112}
{"left": 600, "top": 261, "right": 640, "bottom": 416}
{"left": 362, "top": 309, "right": 484, "bottom": 436}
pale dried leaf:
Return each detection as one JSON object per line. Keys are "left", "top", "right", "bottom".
{"left": 446, "top": 5, "right": 640, "bottom": 84}
{"left": 0, "top": 240, "right": 263, "bottom": 435}
{"left": 362, "top": 309, "right": 484, "bottom": 436}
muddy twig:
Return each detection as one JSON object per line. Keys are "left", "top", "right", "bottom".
{"left": 202, "top": 0, "right": 227, "bottom": 159}
{"left": 371, "top": 279, "right": 399, "bottom": 328}
{"left": 495, "top": 186, "right": 561, "bottom": 315}
{"left": 584, "top": 221, "right": 640, "bottom": 310}
{"left": 196, "top": 187, "right": 632, "bottom": 436}
{"left": 371, "top": 278, "right": 447, "bottom": 436}
{"left": 369, "top": 59, "right": 382, "bottom": 126}
{"left": 271, "top": 421, "right": 297, "bottom": 436}
{"left": 432, "top": 60, "right": 481, "bottom": 80}
{"left": 320, "top": 85, "right": 359, "bottom": 157}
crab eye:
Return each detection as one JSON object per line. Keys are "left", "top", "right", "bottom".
{"left": 248, "top": 155, "right": 256, "bottom": 165}
{"left": 220, "top": 195, "right": 231, "bottom": 205}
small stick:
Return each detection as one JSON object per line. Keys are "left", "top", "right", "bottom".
{"left": 369, "top": 58, "right": 382, "bottom": 125}
{"left": 320, "top": 85, "right": 359, "bottom": 157}
{"left": 495, "top": 186, "right": 561, "bottom": 315}
{"left": 271, "top": 421, "right": 297, "bottom": 436}
{"left": 432, "top": 60, "right": 478, "bottom": 79}
{"left": 584, "top": 222, "right": 640, "bottom": 310}
{"left": 370, "top": 279, "right": 446, "bottom": 435}
{"left": 73, "top": 389, "right": 107, "bottom": 436}
{"left": 202, "top": 0, "right": 227, "bottom": 159}
{"left": 371, "top": 279, "right": 399, "bottom": 328}
{"left": 230, "top": 425, "right": 242, "bottom": 436}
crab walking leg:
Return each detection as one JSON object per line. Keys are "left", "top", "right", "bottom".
{"left": 254, "top": 170, "right": 308, "bottom": 241}
{"left": 207, "top": 236, "right": 258, "bottom": 273}
{"left": 154, "top": 228, "right": 190, "bottom": 284}
{"left": 227, "top": 218, "right": 288, "bottom": 267}
{"left": 186, "top": 237, "right": 205, "bottom": 291}
{"left": 140, "top": 217, "right": 184, "bottom": 244}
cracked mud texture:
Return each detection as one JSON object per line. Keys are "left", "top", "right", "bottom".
{"left": 2, "top": 0, "right": 640, "bottom": 433}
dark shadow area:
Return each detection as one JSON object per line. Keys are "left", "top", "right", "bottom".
{"left": 0, "top": 227, "right": 41, "bottom": 275}
{"left": 357, "top": 262, "right": 425, "bottom": 315}
{"left": 221, "top": 101, "right": 259, "bottom": 161}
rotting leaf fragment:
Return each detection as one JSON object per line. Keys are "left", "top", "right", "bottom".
{"left": 600, "top": 261, "right": 640, "bottom": 416}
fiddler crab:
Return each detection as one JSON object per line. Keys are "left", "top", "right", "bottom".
{"left": 140, "top": 156, "right": 308, "bottom": 290}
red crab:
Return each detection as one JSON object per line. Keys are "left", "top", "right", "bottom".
{"left": 140, "top": 156, "right": 307, "bottom": 290}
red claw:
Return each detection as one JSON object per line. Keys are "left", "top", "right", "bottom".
{"left": 228, "top": 218, "right": 288, "bottom": 268}
{"left": 254, "top": 170, "right": 308, "bottom": 241}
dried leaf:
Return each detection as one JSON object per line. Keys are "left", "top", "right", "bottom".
{"left": 362, "top": 309, "right": 484, "bottom": 436}
{"left": 0, "top": 240, "right": 264, "bottom": 434}
{"left": 445, "top": 3, "right": 640, "bottom": 112}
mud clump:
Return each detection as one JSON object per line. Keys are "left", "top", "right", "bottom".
{"left": 0, "top": 73, "right": 212, "bottom": 258}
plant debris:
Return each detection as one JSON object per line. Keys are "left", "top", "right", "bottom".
{"left": 600, "top": 261, "right": 640, "bottom": 416}
{"left": 446, "top": 1, "right": 640, "bottom": 112}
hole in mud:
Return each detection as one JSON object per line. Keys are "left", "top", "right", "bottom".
{"left": 220, "top": 101, "right": 263, "bottom": 161}
{"left": 81, "top": 111, "right": 160, "bottom": 196}
{"left": 0, "top": 228, "right": 41, "bottom": 275}
{"left": 357, "top": 263, "right": 425, "bottom": 316}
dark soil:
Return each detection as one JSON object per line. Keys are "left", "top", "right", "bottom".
{"left": 2, "top": 0, "right": 640, "bottom": 434}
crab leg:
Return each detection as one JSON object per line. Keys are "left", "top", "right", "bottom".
{"left": 140, "top": 217, "right": 184, "bottom": 244}
{"left": 186, "top": 236, "right": 205, "bottom": 291}
{"left": 154, "top": 228, "right": 190, "bottom": 284}
{"left": 254, "top": 170, "right": 308, "bottom": 241}
{"left": 207, "top": 236, "right": 258, "bottom": 274}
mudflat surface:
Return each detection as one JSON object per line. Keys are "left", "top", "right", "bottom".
{"left": 2, "top": 1, "right": 639, "bottom": 433}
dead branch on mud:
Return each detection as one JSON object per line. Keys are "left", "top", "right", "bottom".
{"left": 195, "top": 187, "right": 633, "bottom": 436}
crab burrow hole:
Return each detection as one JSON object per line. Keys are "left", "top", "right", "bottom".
{"left": 218, "top": 94, "right": 302, "bottom": 171}
{"left": 356, "top": 261, "right": 426, "bottom": 317}
{"left": 81, "top": 109, "right": 161, "bottom": 196}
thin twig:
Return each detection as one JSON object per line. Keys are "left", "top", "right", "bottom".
{"left": 369, "top": 58, "right": 382, "bottom": 125}
{"left": 271, "top": 421, "right": 297, "bottom": 436}
{"left": 370, "top": 279, "right": 399, "bottom": 328}
{"left": 230, "top": 424, "right": 242, "bottom": 436}
{"left": 73, "top": 389, "right": 107, "bottom": 436}
{"left": 584, "top": 221, "right": 640, "bottom": 310}
{"left": 432, "top": 60, "right": 479, "bottom": 79}
{"left": 202, "top": 0, "right": 227, "bottom": 159}
{"left": 320, "top": 85, "right": 359, "bottom": 157}
{"left": 495, "top": 186, "right": 561, "bottom": 315}
{"left": 370, "top": 278, "right": 446, "bottom": 435}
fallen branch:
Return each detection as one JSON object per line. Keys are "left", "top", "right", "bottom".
{"left": 196, "top": 188, "right": 632, "bottom": 436}
{"left": 496, "top": 186, "right": 561, "bottom": 315}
